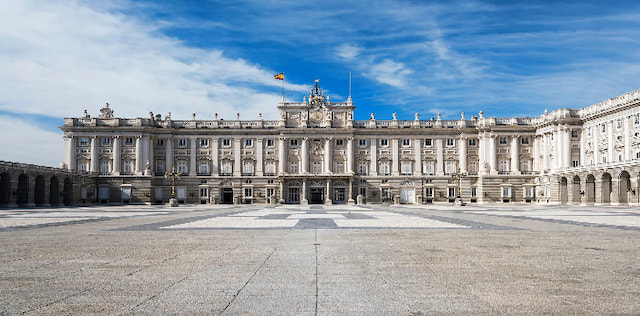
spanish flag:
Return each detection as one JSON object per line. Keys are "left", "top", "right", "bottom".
{"left": 274, "top": 72, "right": 284, "bottom": 80}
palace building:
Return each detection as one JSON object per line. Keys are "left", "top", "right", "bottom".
{"left": 51, "top": 81, "right": 640, "bottom": 206}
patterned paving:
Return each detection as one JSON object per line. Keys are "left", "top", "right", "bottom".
{"left": 0, "top": 208, "right": 169, "bottom": 229}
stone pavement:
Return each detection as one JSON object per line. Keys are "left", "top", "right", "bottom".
{"left": 0, "top": 204, "right": 639, "bottom": 315}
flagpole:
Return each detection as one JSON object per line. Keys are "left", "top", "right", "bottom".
{"left": 282, "top": 73, "right": 285, "bottom": 102}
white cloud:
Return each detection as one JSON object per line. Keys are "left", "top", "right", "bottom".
{"left": 336, "top": 44, "right": 362, "bottom": 60}
{"left": 0, "top": 116, "right": 63, "bottom": 167}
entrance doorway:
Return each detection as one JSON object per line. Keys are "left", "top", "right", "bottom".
{"left": 220, "top": 188, "right": 233, "bottom": 204}
{"left": 310, "top": 188, "right": 324, "bottom": 204}
{"left": 334, "top": 188, "right": 346, "bottom": 204}
{"left": 288, "top": 187, "right": 300, "bottom": 204}
{"left": 400, "top": 188, "right": 415, "bottom": 204}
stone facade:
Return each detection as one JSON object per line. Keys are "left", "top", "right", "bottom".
{"left": 51, "top": 82, "right": 640, "bottom": 206}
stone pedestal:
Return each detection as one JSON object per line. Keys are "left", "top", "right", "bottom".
{"left": 348, "top": 198, "right": 355, "bottom": 205}
{"left": 454, "top": 197, "right": 466, "bottom": 206}
{"left": 301, "top": 199, "right": 308, "bottom": 205}
{"left": 168, "top": 198, "right": 179, "bottom": 207}
{"left": 324, "top": 199, "right": 332, "bottom": 205}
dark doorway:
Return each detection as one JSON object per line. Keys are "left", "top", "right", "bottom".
{"left": 0, "top": 172, "right": 10, "bottom": 206}
{"left": 559, "top": 177, "right": 568, "bottom": 205}
{"left": 309, "top": 188, "right": 324, "bottom": 204}
{"left": 17, "top": 174, "right": 29, "bottom": 206}
{"left": 34, "top": 175, "right": 45, "bottom": 206}
{"left": 220, "top": 188, "right": 233, "bottom": 204}
{"left": 63, "top": 177, "right": 73, "bottom": 206}
{"left": 50, "top": 176, "right": 60, "bottom": 206}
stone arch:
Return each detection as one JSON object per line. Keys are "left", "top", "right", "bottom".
{"left": 50, "top": 176, "right": 60, "bottom": 206}
{"left": 63, "top": 177, "right": 73, "bottom": 206}
{"left": 17, "top": 174, "right": 29, "bottom": 206}
{"left": 586, "top": 174, "right": 596, "bottom": 204}
{"left": 34, "top": 175, "right": 45, "bottom": 206}
{"left": 559, "top": 177, "right": 568, "bottom": 205}
{"left": 601, "top": 173, "right": 612, "bottom": 204}
{"left": 572, "top": 175, "right": 581, "bottom": 203}
{"left": 619, "top": 171, "right": 631, "bottom": 204}
{"left": 0, "top": 172, "right": 10, "bottom": 206}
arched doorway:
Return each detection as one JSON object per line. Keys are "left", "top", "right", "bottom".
{"left": 601, "top": 173, "right": 612, "bottom": 204}
{"left": 17, "top": 174, "right": 29, "bottom": 206}
{"left": 400, "top": 181, "right": 415, "bottom": 204}
{"left": 308, "top": 181, "right": 325, "bottom": 204}
{"left": 219, "top": 181, "right": 234, "bottom": 204}
{"left": 333, "top": 181, "right": 348, "bottom": 204}
{"left": 586, "top": 174, "right": 595, "bottom": 204}
{"left": 50, "top": 176, "right": 60, "bottom": 206}
{"left": 0, "top": 172, "right": 10, "bottom": 206}
{"left": 572, "top": 175, "right": 581, "bottom": 203}
{"left": 63, "top": 177, "right": 73, "bottom": 206}
{"left": 34, "top": 175, "right": 45, "bottom": 206}
{"left": 559, "top": 177, "right": 568, "bottom": 204}
{"left": 619, "top": 171, "right": 631, "bottom": 204}
{"left": 286, "top": 181, "right": 301, "bottom": 204}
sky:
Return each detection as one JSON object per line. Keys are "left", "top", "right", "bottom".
{"left": 1, "top": 0, "right": 640, "bottom": 167}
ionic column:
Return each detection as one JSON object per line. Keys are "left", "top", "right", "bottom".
{"left": 346, "top": 137, "right": 354, "bottom": 174}
{"left": 165, "top": 137, "right": 173, "bottom": 172}
{"left": 436, "top": 139, "right": 444, "bottom": 176}
{"left": 489, "top": 135, "right": 497, "bottom": 173}
{"left": 370, "top": 138, "right": 377, "bottom": 175}
{"left": 392, "top": 139, "right": 399, "bottom": 176}
{"left": 256, "top": 138, "right": 264, "bottom": 176}
{"left": 211, "top": 137, "right": 219, "bottom": 176}
{"left": 90, "top": 136, "right": 98, "bottom": 173}
{"left": 579, "top": 131, "right": 585, "bottom": 167}
{"left": 135, "top": 136, "right": 143, "bottom": 175}
{"left": 145, "top": 136, "right": 153, "bottom": 175}
{"left": 234, "top": 137, "right": 241, "bottom": 176}
{"left": 593, "top": 124, "right": 599, "bottom": 165}
{"left": 414, "top": 138, "right": 422, "bottom": 176}
{"left": 63, "top": 135, "right": 76, "bottom": 171}
{"left": 608, "top": 121, "right": 614, "bottom": 163}
{"left": 301, "top": 180, "right": 308, "bottom": 204}
{"left": 324, "top": 137, "right": 332, "bottom": 173}
{"left": 625, "top": 116, "right": 632, "bottom": 161}
{"left": 478, "top": 133, "right": 488, "bottom": 174}
{"left": 301, "top": 137, "right": 309, "bottom": 174}
{"left": 532, "top": 135, "right": 540, "bottom": 173}
{"left": 190, "top": 137, "right": 197, "bottom": 176}
{"left": 511, "top": 136, "right": 519, "bottom": 174}
{"left": 459, "top": 135, "right": 467, "bottom": 173}
{"left": 112, "top": 136, "right": 121, "bottom": 175}
{"left": 325, "top": 179, "right": 332, "bottom": 204}
{"left": 563, "top": 128, "right": 571, "bottom": 168}
{"left": 278, "top": 137, "right": 287, "bottom": 175}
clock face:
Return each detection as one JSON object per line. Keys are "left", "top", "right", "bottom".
{"left": 310, "top": 111, "right": 323, "bottom": 121}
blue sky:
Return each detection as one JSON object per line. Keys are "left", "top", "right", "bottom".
{"left": 1, "top": 0, "right": 640, "bottom": 166}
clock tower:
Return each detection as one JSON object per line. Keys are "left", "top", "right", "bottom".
{"left": 277, "top": 79, "right": 354, "bottom": 128}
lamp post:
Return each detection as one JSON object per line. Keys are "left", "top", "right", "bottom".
{"left": 164, "top": 166, "right": 182, "bottom": 207}
{"left": 451, "top": 167, "right": 467, "bottom": 206}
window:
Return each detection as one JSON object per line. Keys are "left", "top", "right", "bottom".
{"left": 468, "top": 161, "right": 478, "bottom": 174}
{"left": 244, "top": 188, "right": 253, "bottom": 198}
{"left": 200, "top": 188, "right": 208, "bottom": 198}
{"left": 335, "top": 161, "right": 344, "bottom": 173}
{"left": 359, "top": 187, "right": 367, "bottom": 197}
{"left": 587, "top": 127, "right": 592, "bottom": 136}
{"left": 520, "top": 160, "right": 531, "bottom": 172}
{"left": 101, "top": 137, "right": 110, "bottom": 146}
{"left": 122, "top": 160, "right": 134, "bottom": 174}
{"left": 155, "top": 161, "right": 165, "bottom": 174}
{"left": 424, "top": 139, "right": 432, "bottom": 147}
{"left": 178, "top": 139, "right": 187, "bottom": 147}
{"left": 222, "top": 139, "right": 231, "bottom": 147}
{"left": 156, "top": 139, "right": 164, "bottom": 147}
{"left": 572, "top": 160, "right": 580, "bottom": 167}
{"left": 571, "top": 130, "right": 579, "bottom": 139}
{"left": 499, "top": 137, "right": 507, "bottom": 145}
{"left": 359, "top": 139, "right": 367, "bottom": 147}
{"left": 381, "top": 188, "right": 391, "bottom": 200}
{"left": 290, "top": 139, "right": 298, "bottom": 147}
{"left": 199, "top": 139, "right": 209, "bottom": 147}
{"left": 524, "top": 187, "right": 534, "bottom": 198}
{"left": 446, "top": 139, "right": 455, "bottom": 147}
{"left": 471, "top": 187, "right": 477, "bottom": 198}
{"left": 265, "top": 161, "right": 276, "bottom": 175}
{"left": 635, "top": 114, "right": 640, "bottom": 125}
{"left": 79, "top": 137, "right": 89, "bottom": 146}
{"left": 176, "top": 161, "right": 188, "bottom": 174}
{"left": 400, "top": 161, "right": 412, "bottom": 175}
{"left": 521, "top": 137, "right": 529, "bottom": 145}
{"left": 100, "top": 160, "right": 111, "bottom": 174}
{"left": 357, "top": 161, "right": 368, "bottom": 175}
{"left": 468, "top": 139, "right": 476, "bottom": 146}
{"left": 221, "top": 161, "right": 233, "bottom": 175}
{"left": 379, "top": 161, "right": 390, "bottom": 175}
{"left": 617, "top": 119, "right": 623, "bottom": 130}
{"left": 243, "top": 160, "right": 255, "bottom": 175}
{"left": 498, "top": 160, "right": 510, "bottom": 173}
{"left": 198, "top": 162, "right": 210, "bottom": 175}
{"left": 402, "top": 139, "right": 411, "bottom": 147}
{"left": 312, "top": 161, "right": 322, "bottom": 174}
{"left": 601, "top": 123, "right": 606, "bottom": 133}
{"left": 501, "top": 187, "right": 512, "bottom": 198}
{"left": 124, "top": 137, "right": 133, "bottom": 146}
{"left": 448, "top": 188, "right": 456, "bottom": 198}
{"left": 266, "top": 139, "right": 275, "bottom": 147}
{"left": 425, "top": 188, "right": 434, "bottom": 198}
{"left": 380, "top": 139, "right": 389, "bottom": 147}
{"left": 289, "top": 161, "right": 298, "bottom": 173}
{"left": 77, "top": 161, "right": 89, "bottom": 172}
{"left": 423, "top": 161, "right": 435, "bottom": 175}
{"left": 244, "top": 139, "right": 253, "bottom": 147}
{"left": 336, "top": 139, "right": 344, "bottom": 146}
{"left": 445, "top": 161, "right": 457, "bottom": 175}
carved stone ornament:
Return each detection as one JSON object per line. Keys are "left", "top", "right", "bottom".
{"left": 99, "top": 102, "right": 114, "bottom": 118}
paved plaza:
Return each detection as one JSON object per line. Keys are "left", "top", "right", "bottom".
{"left": 1, "top": 204, "right": 639, "bottom": 315}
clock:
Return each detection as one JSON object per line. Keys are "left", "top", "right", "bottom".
{"left": 310, "top": 111, "right": 323, "bottom": 122}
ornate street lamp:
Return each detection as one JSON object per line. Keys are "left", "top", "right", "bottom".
{"left": 451, "top": 167, "right": 467, "bottom": 206}
{"left": 164, "top": 166, "right": 182, "bottom": 207}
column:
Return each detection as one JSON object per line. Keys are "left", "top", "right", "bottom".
{"left": 165, "top": 137, "right": 173, "bottom": 172}
{"left": 563, "top": 128, "right": 571, "bottom": 168}
{"left": 279, "top": 181, "right": 284, "bottom": 204}
{"left": 64, "top": 136, "right": 77, "bottom": 171}
{"left": 324, "top": 137, "right": 332, "bottom": 173}
{"left": 579, "top": 131, "right": 585, "bottom": 167}
{"left": 256, "top": 138, "right": 264, "bottom": 176}
{"left": 301, "top": 137, "right": 309, "bottom": 174}
{"left": 370, "top": 138, "right": 377, "bottom": 175}
{"left": 489, "top": 135, "right": 497, "bottom": 173}
{"left": 190, "top": 137, "right": 197, "bottom": 176}
{"left": 625, "top": 116, "right": 632, "bottom": 161}
{"left": 211, "top": 137, "right": 219, "bottom": 176}
{"left": 458, "top": 135, "right": 467, "bottom": 173}
{"left": 135, "top": 136, "right": 143, "bottom": 175}
{"left": 278, "top": 137, "right": 287, "bottom": 175}
{"left": 301, "top": 180, "right": 308, "bottom": 204}
{"left": 234, "top": 137, "right": 242, "bottom": 176}
{"left": 478, "top": 133, "right": 488, "bottom": 174}
{"left": 436, "top": 139, "right": 444, "bottom": 176}
{"left": 532, "top": 135, "right": 540, "bottom": 173}
{"left": 325, "top": 179, "right": 332, "bottom": 204}
{"left": 90, "top": 136, "right": 98, "bottom": 173}
{"left": 348, "top": 179, "right": 354, "bottom": 204}
{"left": 112, "top": 136, "right": 121, "bottom": 175}
{"left": 346, "top": 137, "right": 354, "bottom": 174}
{"left": 414, "top": 138, "right": 422, "bottom": 176}
{"left": 542, "top": 133, "right": 550, "bottom": 171}
{"left": 608, "top": 121, "right": 614, "bottom": 163}
{"left": 145, "top": 136, "right": 153, "bottom": 175}
{"left": 392, "top": 139, "right": 399, "bottom": 176}
{"left": 511, "top": 136, "right": 519, "bottom": 174}
{"left": 593, "top": 124, "right": 599, "bottom": 165}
